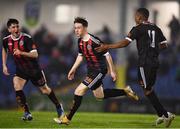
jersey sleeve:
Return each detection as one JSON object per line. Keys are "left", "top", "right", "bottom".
{"left": 26, "top": 37, "right": 37, "bottom": 52}
{"left": 125, "top": 27, "right": 138, "bottom": 42}
{"left": 93, "top": 36, "right": 109, "bottom": 56}
{"left": 157, "top": 28, "right": 167, "bottom": 44}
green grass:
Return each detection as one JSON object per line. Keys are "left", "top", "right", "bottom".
{"left": 0, "top": 110, "right": 179, "bottom": 128}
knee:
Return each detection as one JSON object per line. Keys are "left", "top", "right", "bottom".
{"left": 93, "top": 92, "right": 104, "bottom": 100}
{"left": 74, "top": 88, "right": 86, "bottom": 96}
{"left": 40, "top": 86, "right": 51, "bottom": 95}
{"left": 13, "top": 82, "right": 22, "bottom": 91}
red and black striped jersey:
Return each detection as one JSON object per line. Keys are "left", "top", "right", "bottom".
{"left": 78, "top": 34, "right": 108, "bottom": 71}
{"left": 2, "top": 33, "right": 41, "bottom": 73}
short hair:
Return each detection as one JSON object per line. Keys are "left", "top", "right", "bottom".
{"left": 137, "top": 8, "right": 149, "bottom": 20}
{"left": 7, "top": 18, "right": 19, "bottom": 28}
{"left": 74, "top": 17, "right": 88, "bottom": 27}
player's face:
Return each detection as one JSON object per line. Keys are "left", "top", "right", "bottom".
{"left": 74, "top": 23, "right": 87, "bottom": 38}
{"left": 8, "top": 23, "right": 20, "bottom": 38}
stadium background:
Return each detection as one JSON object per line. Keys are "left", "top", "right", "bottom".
{"left": 0, "top": 0, "right": 180, "bottom": 115}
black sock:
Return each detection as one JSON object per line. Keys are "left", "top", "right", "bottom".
{"left": 15, "top": 90, "right": 30, "bottom": 113}
{"left": 103, "top": 89, "right": 126, "bottom": 99}
{"left": 146, "top": 91, "right": 168, "bottom": 117}
{"left": 67, "top": 95, "right": 83, "bottom": 120}
{"left": 48, "top": 90, "right": 62, "bottom": 109}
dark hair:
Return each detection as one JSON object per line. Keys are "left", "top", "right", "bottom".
{"left": 7, "top": 18, "right": 19, "bottom": 27}
{"left": 137, "top": 8, "right": 149, "bottom": 20}
{"left": 74, "top": 17, "right": 88, "bottom": 27}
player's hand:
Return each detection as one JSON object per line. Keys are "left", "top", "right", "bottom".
{"left": 3, "top": 65, "right": 10, "bottom": 75}
{"left": 110, "top": 71, "right": 117, "bottom": 81}
{"left": 68, "top": 69, "right": 76, "bottom": 80}
{"left": 13, "top": 49, "right": 22, "bottom": 56}
{"left": 95, "top": 44, "right": 109, "bottom": 52}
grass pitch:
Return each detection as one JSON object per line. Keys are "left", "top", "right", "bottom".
{"left": 0, "top": 110, "right": 179, "bottom": 128}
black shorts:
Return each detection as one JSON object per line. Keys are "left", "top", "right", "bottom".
{"left": 82, "top": 70, "right": 107, "bottom": 90}
{"left": 15, "top": 69, "right": 46, "bottom": 87}
{"left": 138, "top": 66, "right": 158, "bottom": 90}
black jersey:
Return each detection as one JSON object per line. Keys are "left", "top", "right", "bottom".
{"left": 2, "top": 33, "right": 41, "bottom": 74}
{"left": 78, "top": 34, "right": 108, "bottom": 71}
{"left": 126, "top": 22, "right": 167, "bottom": 67}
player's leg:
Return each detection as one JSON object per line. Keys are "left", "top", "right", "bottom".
{"left": 92, "top": 85, "right": 138, "bottom": 100}
{"left": 89, "top": 72, "right": 138, "bottom": 100}
{"left": 54, "top": 83, "right": 88, "bottom": 125}
{"left": 66, "top": 83, "right": 88, "bottom": 120}
{"left": 31, "top": 70, "right": 64, "bottom": 117}
{"left": 138, "top": 66, "right": 175, "bottom": 127}
{"left": 39, "top": 84, "right": 64, "bottom": 117}
{"left": 13, "top": 76, "right": 32, "bottom": 120}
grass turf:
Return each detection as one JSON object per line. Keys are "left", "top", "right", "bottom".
{"left": 0, "top": 110, "right": 179, "bottom": 128}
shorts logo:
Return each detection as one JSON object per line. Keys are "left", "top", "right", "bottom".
{"left": 85, "top": 76, "right": 93, "bottom": 84}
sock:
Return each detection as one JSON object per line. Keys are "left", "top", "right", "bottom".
{"left": 15, "top": 90, "right": 30, "bottom": 113}
{"left": 103, "top": 89, "right": 126, "bottom": 99}
{"left": 48, "top": 90, "right": 62, "bottom": 109}
{"left": 67, "top": 95, "right": 83, "bottom": 120}
{"left": 146, "top": 91, "right": 168, "bottom": 117}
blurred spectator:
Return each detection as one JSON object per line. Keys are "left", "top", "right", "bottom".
{"left": 168, "top": 15, "right": 180, "bottom": 44}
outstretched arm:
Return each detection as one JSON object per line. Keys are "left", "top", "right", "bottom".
{"left": 68, "top": 55, "right": 84, "bottom": 80}
{"left": 105, "top": 53, "right": 117, "bottom": 81}
{"left": 95, "top": 39, "right": 131, "bottom": 52}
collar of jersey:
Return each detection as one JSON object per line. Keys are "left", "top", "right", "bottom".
{"left": 82, "top": 34, "right": 90, "bottom": 42}
{"left": 11, "top": 32, "right": 22, "bottom": 41}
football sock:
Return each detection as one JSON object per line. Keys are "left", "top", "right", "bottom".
{"left": 103, "top": 89, "right": 126, "bottom": 99}
{"left": 146, "top": 91, "right": 168, "bottom": 117}
{"left": 67, "top": 95, "right": 83, "bottom": 120}
{"left": 15, "top": 90, "right": 30, "bottom": 113}
{"left": 48, "top": 90, "right": 62, "bottom": 109}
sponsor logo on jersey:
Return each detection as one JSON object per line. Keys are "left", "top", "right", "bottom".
{"left": 19, "top": 40, "right": 24, "bottom": 46}
{"left": 87, "top": 44, "right": 92, "bottom": 50}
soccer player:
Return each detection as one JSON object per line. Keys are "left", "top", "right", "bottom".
{"left": 2, "top": 19, "right": 64, "bottom": 120}
{"left": 95, "top": 8, "right": 175, "bottom": 127}
{"left": 54, "top": 17, "right": 139, "bottom": 125}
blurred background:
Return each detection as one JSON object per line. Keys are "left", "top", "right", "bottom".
{"left": 0, "top": 0, "right": 180, "bottom": 115}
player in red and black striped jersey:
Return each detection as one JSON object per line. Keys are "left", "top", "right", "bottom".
{"left": 95, "top": 8, "right": 175, "bottom": 127}
{"left": 2, "top": 19, "right": 64, "bottom": 120}
{"left": 54, "top": 17, "right": 139, "bottom": 125}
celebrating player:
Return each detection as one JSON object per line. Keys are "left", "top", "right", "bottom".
{"left": 95, "top": 8, "right": 175, "bottom": 127}
{"left": 2, "top": 19, "right": 64, "bottom": 120}
{"left": 54, "top": 17, "right": 139, "bottom": 125}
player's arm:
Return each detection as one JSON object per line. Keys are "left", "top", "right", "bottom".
{"left": 105, "top": 52, "right": 117, "bottom": 81}
{"left": 13, "top": 49, "right": 38, "bottom": 58}
{"left": 2, "top": 47, "right": 10, "bottom": 75}
{"left": 14, "top": 36, "right": 38, "bottom": 58}
{"left": 68, "top": 54, "right": 84, "bottom": 80}
{"left": 95, "top": 39, "right": 130, "bottom": 52}
{"left": 158, "top": 27, "right": 168, "bottom": 50}
{"left": 159, "top": 41, "right": 168, "bottom": 49}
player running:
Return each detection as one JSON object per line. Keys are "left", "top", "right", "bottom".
{"left": 54, "top": 17, "right": 139, "bottom": 125}
{"left": 2, "top": 19, "right": 64, "bottom": 121}
{"left": 95, "top": 8, "right": 175, "bottom": 127}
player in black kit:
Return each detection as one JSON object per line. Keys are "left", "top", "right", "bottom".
{"left": 95, "top": 8, "right": 175, "bottom": 127}
{"left": 54, "top": 17, "right": 139, "bottom": 125}
{"left": 2, "top": 19, "right": 64, "bottom": 121}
